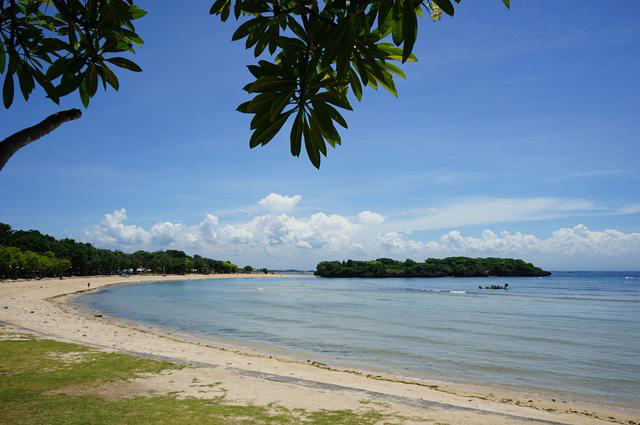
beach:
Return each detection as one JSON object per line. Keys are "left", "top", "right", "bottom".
{"left": 1, "top": 274, "right": 638, "bottom": 425}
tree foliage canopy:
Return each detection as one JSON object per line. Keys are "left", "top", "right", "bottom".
{"left": 213, "top": 0, "right": 509, "bottom": 167}
{"left": 315, "top": 256, "right": 549, "bottom": 278}
{"left": 0, "top": 0, "right": 145, "bottom": 109}
{"left": 0, "top": 222, "right": 240, "bottom": 279}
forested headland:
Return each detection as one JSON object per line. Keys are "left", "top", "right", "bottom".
{"left": 315, "top": 257, "right": 551, "bottom": 278}
{"left": 0, "top": 223, "right": 239, "bottom": 279}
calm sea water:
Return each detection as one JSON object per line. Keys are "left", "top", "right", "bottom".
{"left": 77, "top": 272, "right": 640, "bottom": 406}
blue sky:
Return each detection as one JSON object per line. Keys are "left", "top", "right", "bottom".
{"left": 1, "top": 1, "right": 639, "bottom": 270}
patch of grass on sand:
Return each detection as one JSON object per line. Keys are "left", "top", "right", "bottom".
{"left": 0, "top": 331, "right": 392, "bottom": 424}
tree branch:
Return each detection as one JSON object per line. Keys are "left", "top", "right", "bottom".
{"left": 0, "top": 108, "right": 82, "bottom": 172}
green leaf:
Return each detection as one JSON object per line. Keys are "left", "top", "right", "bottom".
{"left": 247, "top": 65, "right": 268, "bottom": 78}
{"left": 246, "top": 92, "right": 279, "bottom": 113}
{"left": 378, "top": 43, "right": 418, "bottom": 62}
{"left": 232, "top": 17, "right": 266, "bottom": 41}
{"left": 54, "top": 75, "right": 83, "bottom": 97}
{"left": 316, "top": 101, "right": 348, "bottom": 129}
{"left": 309, "top": 117, "right": 328, "bottom": 156}
{"left": 303, "top": 119, "right": 321, "bottom": 169}
{"left": 17, "top": 67, "right": 34, "bottom": 101}
{"left": 32, "top": 68, "right": 59, "bottom": 104}
{"left": 315, "top": 92, "right": 352, "bottom": 111}
{"left": 0, "top": 43, "right": 5, "bottom": 74}
{"left": 402, "top": 0, "right": 418, "bottom": 62}
{"left": 353, "top": 56, "right": 369, "bottom": 86}
{"left": 383, "top": 62, "right": 406, "bottom": 79}
{"left": 46, "top": 57, "right": 68, "bottom": 80}
{"left": 221, "top": 3, "right": 230, "bottom": 21}
{"left": 236, "top": 100, "right": 251, "bottom": 113}
{"left": 270, "top": 90, "right": 293, "bottom": 121}
{"left": 129, "top": 5, "right": 147, "bottom": 19}
{"left": 244, "top": 78, "right": 295, "bottom": 93}
{"left": 86, "top": 65, "right": 98, "bottom": 97}
{"left": 502, "top": 0, "right": 510, "bottom": 9}
{"left": 392, "top": 18, "right": 403, "bottom": 46}
{"left": 3, "top": 74, "right": 14, "bottom": 108}
{"left": 209, "top": 0, "right": 228, "bottom": 14}
{"left": 349, "top": 69, "right": 363, "bottom": 101}
{"left": 102, "top": 65, "right": 120, "bottom": 90}
{"left": 290, "top": 111, "right": 303, "bottom": 157}
{"left": 250, "top": 109, "right": 272, "bottom": 130}
{"left": 106, "top": 57, "right": 142, "bottom": 72}
{"left": 378, "top": 0, "right": 393, "bottom": 29}
{"left": 249, "top": 110, "right": 293, "bottom": 148}
{"left": 310, "top": 103, "right": 341, "bottom": 143}
{"left": 79, "top": 81, "right": 90, "bottom": 108}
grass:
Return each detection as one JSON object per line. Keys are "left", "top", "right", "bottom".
{"left": 0, "top": 329, "right": 412, "bottom": 424}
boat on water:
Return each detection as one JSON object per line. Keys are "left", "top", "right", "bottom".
{"left": 479, "top": 283, "right": 509, "bottom": 290}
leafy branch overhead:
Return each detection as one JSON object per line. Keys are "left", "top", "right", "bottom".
{"left": 212, "top": 0, "right": 509, "bottom": 168}
{"left": 0, "top": 0, "right": 146, "bottom": 109}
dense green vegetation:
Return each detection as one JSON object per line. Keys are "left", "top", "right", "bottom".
{"left": 0, "top": 328, "right": 405, "bottom": 424}
{"left": 0, "top": 223, "right": 239, "bottom": 279}
{"left": 315, "top": 257, "right": 551, "bottom": 278}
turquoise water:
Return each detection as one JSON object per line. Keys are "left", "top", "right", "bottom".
{"left": 77, "top": 272, "right": 640, "bottom": 406}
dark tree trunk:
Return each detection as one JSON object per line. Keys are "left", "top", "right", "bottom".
{"left": 0, "top": 109, "right": 82, "bottom": 172}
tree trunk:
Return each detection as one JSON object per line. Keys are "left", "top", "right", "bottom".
{"left": 0, "top": 109, "right": 82, "bottom": 172}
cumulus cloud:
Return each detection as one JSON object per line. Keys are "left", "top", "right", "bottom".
{"left": 83, "top": 195, "right": 640, "bottom": 269}
{"left": 411, "top": 225, "right": 640, "bottom": 256}
{"left": 358, "top": 211, "right": 385, "bottom": 225}
{"left": 87, "top": 208, "right": 150, "bottom": 246}
{"left": 257, "top": 193, "right": 302, "bottom": 213}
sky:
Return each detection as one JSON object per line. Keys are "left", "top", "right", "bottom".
{"left": 1, "top": 1, "right": 639, "bottom": 270}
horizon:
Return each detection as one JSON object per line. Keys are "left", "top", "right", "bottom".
{"left": 1, "top": 1, "right": 639, "bottom": 270}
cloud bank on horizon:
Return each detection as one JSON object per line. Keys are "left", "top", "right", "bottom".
{"left": 84, "top": 193, "right": 640, "bottom": 270}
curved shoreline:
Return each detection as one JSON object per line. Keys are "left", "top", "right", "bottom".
{"left": 1, "top": 274, "right": 638, "bottom": 425}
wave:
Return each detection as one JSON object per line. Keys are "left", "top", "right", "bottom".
{"left": 392, "top": 287, "right": 469, "bottom": 295}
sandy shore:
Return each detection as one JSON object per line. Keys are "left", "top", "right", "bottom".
{"left": 1, "top": 274, "right": 638, "bottom": 425}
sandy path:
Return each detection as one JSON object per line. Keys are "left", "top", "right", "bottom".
{"left": 0, "top": 275, "right": 637, "bottom": 425}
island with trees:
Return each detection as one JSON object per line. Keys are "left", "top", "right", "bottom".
{"left": 315, "top": 257, "right": 551, "bottom": 278}
{"left": 0, "top": 223, "right": 240, "bottom": 280}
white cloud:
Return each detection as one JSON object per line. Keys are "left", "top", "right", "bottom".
{"left": 618, "top": 203, "right": 640, "bottom": 215}
{"left": 358, "top": 211, "right": 384, "bottom": 225}
{"left": 86, "top": 208, "right": 150, "bottom": 246}
{"left": 257, "top": 193, "right": 302, "bottom": 213}
{"left": 416, "top": 225, "right": 640, "bottom": 257}
{"left": 83, "top": 196, "right": 640, "bottom": 270}
{"left": 391, "top": 197, "right": 597, "bottom": 232}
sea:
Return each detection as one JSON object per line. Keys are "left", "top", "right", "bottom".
{"left": 76, "top": 271, "right": 640, "bottom": 406}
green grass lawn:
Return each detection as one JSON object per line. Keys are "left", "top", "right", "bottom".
{"left": 0, "top": 329, "right": 406, "bottom": 425}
